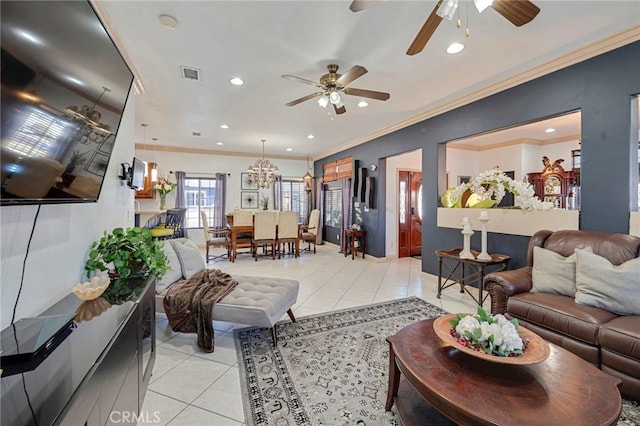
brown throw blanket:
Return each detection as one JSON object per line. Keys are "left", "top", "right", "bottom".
{"left": 163, "top": 269, "right": 238, "bottom": 352}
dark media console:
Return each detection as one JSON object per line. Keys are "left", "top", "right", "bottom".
{"left": 1, "top": 279, "right": 156, "bottom": 425}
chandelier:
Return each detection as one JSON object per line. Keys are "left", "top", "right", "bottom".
{"left": 64, "top": 86, "right": 113, "bottom": 144}
{"left": 248, "top": 139, "right": 279, "bottom": 189}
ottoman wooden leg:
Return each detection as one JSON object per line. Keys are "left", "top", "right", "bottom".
{"left": 287, "top": 308, "right": 296, "bottom": 323}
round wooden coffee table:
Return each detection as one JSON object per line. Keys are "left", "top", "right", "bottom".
{"left": 386, "top": 318, "right": 622, "bottom": 426}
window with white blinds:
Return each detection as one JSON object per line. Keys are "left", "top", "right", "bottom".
{"left": 184, "top": 177, "right": 219, "bottom": 228}
{"left": 324, "top": 188, "right": 342, "bottom": 228}
{"left": 280, "top": 180, "right": 308, "bottom": 224}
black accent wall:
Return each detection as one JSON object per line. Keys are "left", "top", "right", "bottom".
{"left": 314, "top": 42, "right": 640, "bottom": 275}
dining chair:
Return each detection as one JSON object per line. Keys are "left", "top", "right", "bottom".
{"left": 201, "top": 210, "right": 230, "bottom": 262}
{"left": 252, "top": 210, "right": 277, "bottom": 261}
{"left": 301, "top": 209, "right": 320, "bottom": 253}
{"left": 230, "top": 209, "right": 254, "bottom": 262}
{"left": 151, "top": 208, "right": 186, "bottom": 240}
{"left": 277, "top": 210, "right": 300, "bottom": 258}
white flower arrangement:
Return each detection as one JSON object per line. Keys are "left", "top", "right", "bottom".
{"left": 449, "top": 307, "right": 525, "bottom": 357}
{"left": 445, "top": 168, "right": 553, "bottom": 210}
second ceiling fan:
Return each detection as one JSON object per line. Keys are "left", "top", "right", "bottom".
{"left": 282, "top": 64, "right": 390, "bottom": 115}
{"left": 351, "top": 0, "right": 540, "bottom": 55}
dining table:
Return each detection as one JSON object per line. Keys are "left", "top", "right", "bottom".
{"left": 226, "top": 220, "right": 304, "bottom": 262}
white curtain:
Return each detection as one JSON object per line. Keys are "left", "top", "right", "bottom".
{"left": 174, "top": 171, "right": 188, "bottom": 238}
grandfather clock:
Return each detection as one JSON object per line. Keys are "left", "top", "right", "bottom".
{"left": 527, "top": 157, "right": 579, "bottom": 209}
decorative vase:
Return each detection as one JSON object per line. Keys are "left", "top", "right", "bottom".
{"left": 159, "top": 193, "right": 166, "bottom": 210}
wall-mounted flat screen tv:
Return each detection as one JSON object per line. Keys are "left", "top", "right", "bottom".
{"left": 1, "top": 1, "right": 133, "bottom": 205}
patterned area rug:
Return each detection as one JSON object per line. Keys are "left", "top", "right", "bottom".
{"left": 234, "top": 297, "right": 640, "bottom": 426}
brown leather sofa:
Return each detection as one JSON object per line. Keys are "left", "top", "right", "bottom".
{"left": 484, "top": 229, "right": 640, "bottom": 400}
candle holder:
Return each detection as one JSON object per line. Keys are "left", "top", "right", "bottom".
{"left": 477, "top": 211, "right": 491, "bottom": 261}
{"left": 459, "top": 218, "right": 475, "bottom": 259}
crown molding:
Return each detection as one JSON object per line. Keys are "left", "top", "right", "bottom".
{"left": 449, "top": 134, "right": 581, "bottom": 151}
{"left": 134, "top": 144, "right": 307, "bottom": 161}
{"left": 316, "top": 26, "right": 640, "bottom": 160}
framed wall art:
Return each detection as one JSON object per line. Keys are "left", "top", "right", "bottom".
{"left": 241, "top": 191, "right": 259, "bottom": 209}
{"left": 241, "top": 172, "right": 258, "bottom": 190}
{"left": 85, "top": 151, "right": 110, "bottom": 176}
{"left": 458, "top": 176, "right": 471, "bottom": 185}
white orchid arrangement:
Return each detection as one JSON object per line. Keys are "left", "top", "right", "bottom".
{"left": 449, "top": 307, "right": 525, "bottom": 357}
{"left": 445, "top": 168, "right": 553, "bottom": 211}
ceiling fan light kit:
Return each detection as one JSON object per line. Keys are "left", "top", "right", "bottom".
{"left": 437, "top": 0, "right": 458, "bottom": 20}
{"left": 283, "top": 64, "right": 390, "bottom": 115}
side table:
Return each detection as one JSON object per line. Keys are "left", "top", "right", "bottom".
{"left": 344, "top": 229, "right": 366, "bottom": 259}
{"left": 435, "top": 248, "right": 509, "bottom": 306}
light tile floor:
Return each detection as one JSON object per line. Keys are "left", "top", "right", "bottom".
{"left": 140, "top": 243, "right": 486, "bottom": 425}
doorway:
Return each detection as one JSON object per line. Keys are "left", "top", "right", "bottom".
{"left": 398, "top": 170, "right": 422, "bottom": 258}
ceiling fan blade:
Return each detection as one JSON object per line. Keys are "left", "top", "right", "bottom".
{"left": 491, "top": 0, "right": 540, "bottom": 27}
{"left": 349, "top": 0, "right": 389, "bottom": 12}
{"left": 334, "top": 104, "right": 346, "bottom": 115}
{"left": 406, "top": 0, "right": 443, "bottom": 56}
{"left": 336, "top": 65, "right": 368, "bottom": 87}
{"left": 343, "top": 87, "right": 390, "bottom": 101}
{"left": 285, "top": 92, "right": 323, "bottom": 107}
{"left": 281, "top": 74, "right": 320, "bottom": 87}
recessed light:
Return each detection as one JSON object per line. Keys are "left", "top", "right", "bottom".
{"left": 446, "top": 42, "right": 465, "bottom": 54}
{"left": 229, "top": 77, "right": 244, "bottom": 86}
{"left": 286, "top": 148, "right": 293, "bottom": 152}
{"left": 216, "top": 142, "right": 224, "bottom": 146}
{"left": 220, "top": 124, "right": 229, "bottom": 129}
{"left": 159, "top": 14, "right": 178, "bottom": 30}
{"left": 307, "top": 134, "right": 315, "bottom": 139}
{"left": 545, "top": 128, "right": 556, "bottom": 133}
{"left": 357, "top": 101, "right": 368, "bottom": 108}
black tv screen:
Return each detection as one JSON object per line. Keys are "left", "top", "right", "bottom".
{"left": 1, "top": 1, "right": 133, "bottom": 205}
{"left": 129, "top": 157, "right": 145, "bottom": 190}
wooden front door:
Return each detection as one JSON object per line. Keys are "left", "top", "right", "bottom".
{"left": 398, "top": 171, "right": 422, "bottom": 258}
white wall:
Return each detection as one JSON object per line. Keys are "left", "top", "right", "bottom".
{"left": 134, "top": 148, "right": 308, "bottom": 245}
{"left": 385, "top": 150, "right": 421, "bottom": 257}
{"left": 0, "top": 94, "right": 136, "bottom": 329}
{"left": 447, "top": 139, "right": 581, "bottom": 183}
{"left": 446, "top": 148, "right": 477, "bottom": 188}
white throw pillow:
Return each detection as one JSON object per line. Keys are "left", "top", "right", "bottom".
{"left": 575, "top": 249, "right": 640, "bottom": 315}
{"left": 156, "top": 241, "right": 183, "bottom": 293}
{"left": 171, "top": 239, "right": 205, "bottom": 280}
{"left": 531, "top": 246, "right": 585, "bottom": 297}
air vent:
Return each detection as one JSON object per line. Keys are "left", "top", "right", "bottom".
{"left": 180, "top": 66, "right": 200, "bottom": 80}
{"left": 192, "top": 132, "right": 201, "bottom": 137}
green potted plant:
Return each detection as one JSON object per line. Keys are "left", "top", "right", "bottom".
{"left": 85, "top": 227, "right": 168, "bottom": 280}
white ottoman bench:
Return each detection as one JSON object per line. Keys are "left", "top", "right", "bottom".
{"left": 156, "top": 238, "right": 299, "bottom": 347}
{"left": 214, "top": 275, "right": 298, "bottom": 346}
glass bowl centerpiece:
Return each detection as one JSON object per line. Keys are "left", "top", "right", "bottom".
{"left": 433, "top": 307, "right": 550, "bottom": 364}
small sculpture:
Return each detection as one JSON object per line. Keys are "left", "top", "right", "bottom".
{"left": 542, "top": 156, "right": 564, "bottom": 173}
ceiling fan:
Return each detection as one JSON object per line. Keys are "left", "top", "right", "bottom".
{"left": 350, "top": 0, "right": 540, "bottom": 56}
{"left": 282, "top": 64, "right": 390, "bottom": 115}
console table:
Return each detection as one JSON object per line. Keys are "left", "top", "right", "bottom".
{"left": 435, "top": 248, "right": 509, "bottom": 306}
{"left": 386, "top": 318, "right": 622, "bottom": 425}
{"left": 344, "top": 228, "right": 366, "bottom": 259}
{"left": 1, "top": 278, "right": 155, "bottom": 425}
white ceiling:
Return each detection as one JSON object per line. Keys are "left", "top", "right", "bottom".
{"left": 96, "top": 0, "right": 639, "bottom": 159}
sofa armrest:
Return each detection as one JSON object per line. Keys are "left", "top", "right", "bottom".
{"left": 484, "top": 267, "right": 533, "bottom": 315}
